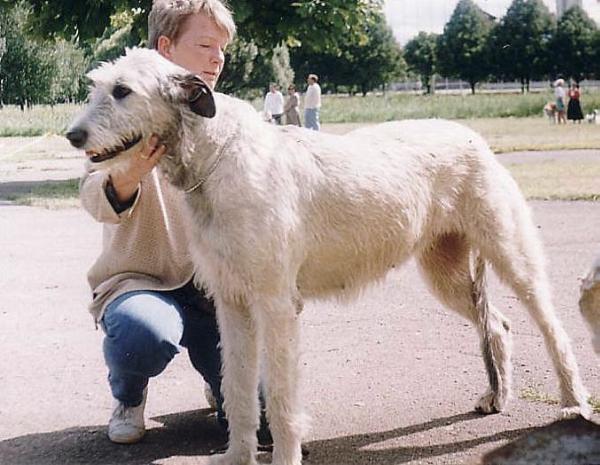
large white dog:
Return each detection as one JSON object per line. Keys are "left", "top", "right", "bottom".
{"left": 67, "top": 48, "right": 590, "bottom": 465}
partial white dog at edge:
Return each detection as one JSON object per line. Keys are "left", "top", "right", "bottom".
{"left": 579, "top": 257, "right": 600, "bottom": 353}
{"left": 66, "top": 48, "right": 591, "bottom": 465}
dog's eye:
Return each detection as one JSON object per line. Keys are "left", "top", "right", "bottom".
{"left": 112, "top": 84, "right": 132, "bottom": 100}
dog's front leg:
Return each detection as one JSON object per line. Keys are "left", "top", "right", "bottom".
{"left": 256, "top": 295, "right": 305, "bottom": 465}
{"left": 212, "top": 295, "right": 260, "bottom": 465}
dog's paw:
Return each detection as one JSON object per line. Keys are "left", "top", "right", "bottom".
{"left": 559, "top": 402, "right": 592, "bottom": 421}
{"left": 210, "top": 451, "right": 258, "bottom": 465}
{"left": 474, "top": 390, "right": 506, "bottom": 414}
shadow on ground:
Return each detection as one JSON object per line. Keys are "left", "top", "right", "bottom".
{"left": 0, "top": 410, "right": 538, "bottom": 465}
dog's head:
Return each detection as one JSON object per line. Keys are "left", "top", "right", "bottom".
{"left": 66, "top": 47, "right": 216, "bottom": 169}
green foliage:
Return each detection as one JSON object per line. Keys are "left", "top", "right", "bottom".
{"left": 0, "top": 2, "right": 52, "bottom": 107}
{"left": 593, "top": 30, "right": 600, "bottom": 78}
{"left": 290, "top": 12, "right": 405, "bottom": 96}
{"left": 217, "top": 37, "right": 259, "bottom": 96}
{"left": 344, "top": 14, "right": 405, "bottom": 95}
{"left": 552, "top": 6, "right": 598, "bottom": 83}
{"left": 17, "top": 0, "right": 383, "bottom": 55}
{"left": 48, "top": 38, "right": 89, "bottom": 103}
{"left": 270, "top": 44, "right": 294, "bottom": 91}
{"left": 404, "top": 32, "right": 438, "bottom": 94}
{"left": 0, "top": 2, "right": 88, "bottom": 106}
{"left": 489, "top": 0, "right": 555, "bottom": 90}
{"left": 437, "top": 0, "right": 494, "bottom": 93}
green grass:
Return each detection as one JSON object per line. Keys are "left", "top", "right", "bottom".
{"left": 520, "top": 387, "right": 600, "bottom": 414}
{"left": 4, "top": 178, "right": 80, "bottom": 209}
{"left": 3, "top": 89, "right": 600, "bottom": 136}
{"left": 320, "top": 89, "right": 600, "bottom": 123}
{"left": 4, "top": 154, "right": 598, "bottom": 209}
{"left": 465, "top": 117, "right": 600, "bottom": 153}
{"left": 0, "top": 104, "right": 80, "bottom": 137}
{"left": 1, "top": 92, "right": 600, "bottom": 208}
{"left": 507, "top": 160, "right": 600, "bottom": 200}
{"left": 327, "top": 117, "right": 600, "bottom": 153}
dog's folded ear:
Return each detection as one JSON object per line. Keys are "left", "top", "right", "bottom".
{"left": 170, "top": 74, "right": 216, "bottom": 118}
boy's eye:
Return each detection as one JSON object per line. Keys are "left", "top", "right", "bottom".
{"left": 112, "top": 84, "right": 132, "bottom": 100}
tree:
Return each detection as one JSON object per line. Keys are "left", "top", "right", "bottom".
{"left": 552, "top": 6, "right": 597, "bottom": 83}
{"left": 0, "top": 2, "right": 88, "bottom": 107}
{"left": 593, "top": 30, "right": 600, "bottom": 80}
{"left": 270, "top": 43, "right": 294, "bottom": 91}
{"left": 403, "top": 32, "right": 438, "bottom": 94}
{"left": 436, "top": 0, "right": 493, "bottom": 94}
{"left": 345, "top": 15, "right": 405, "bottom": 96}
{"left": 217, "top": 36, "right": 259, "bottom": 97}
{"left": 0, "top": 2, "right": 52, "bottom": 108}
{"left": 290, "top": 12, "right": 404, "bottom": 96}
{"left": 488, "top": 0, "right": 555, "bottom": 92}
{"left": 16, "top": 0, "right": 384, "bottom": 55}
{"left": 48, "top": 38, "right": 89, "bottom": 103}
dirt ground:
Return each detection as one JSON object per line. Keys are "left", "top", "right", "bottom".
{"left": 0, "top": 137, "right": 599, "bottom": 465}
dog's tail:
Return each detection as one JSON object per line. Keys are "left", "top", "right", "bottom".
{"left": 472, "top": 251, "right": 499, "bottom": 395}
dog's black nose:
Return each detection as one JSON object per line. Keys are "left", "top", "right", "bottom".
{"left": 65, "top": 128, "right": 88, "bottom": 148}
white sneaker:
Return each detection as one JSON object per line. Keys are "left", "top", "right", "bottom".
{"left": 108, "top": 388, "right": 147, "bottom": 444}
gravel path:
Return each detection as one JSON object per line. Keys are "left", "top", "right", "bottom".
{"left": 0, "top": 139, "right": 599, "bottom": 465}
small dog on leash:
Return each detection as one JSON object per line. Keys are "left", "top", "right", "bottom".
{"left": 543, "top": 102, "right": 557, "bottom": 123}
{"left": 585, "top": 109, "right": 598, "bottom": 124}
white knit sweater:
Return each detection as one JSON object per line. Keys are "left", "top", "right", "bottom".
{"left": 80, "top": 167, "right": 194, "bottom": 323}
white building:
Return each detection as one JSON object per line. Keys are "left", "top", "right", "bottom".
{"left": 556, "top": 0, "right": 583, "bottom": 17}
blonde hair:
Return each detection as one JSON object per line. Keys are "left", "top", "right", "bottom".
{"left": 308, "top": 74, "right": 319, "bottom": 83}
{"left": 148, "top": 0, "right": 236, "bottom": 49}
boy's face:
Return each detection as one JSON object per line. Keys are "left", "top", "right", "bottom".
{"left": 158, "top": 13, "right": 229, "bottom": 90}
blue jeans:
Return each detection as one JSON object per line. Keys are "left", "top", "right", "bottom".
{"left": 101, "top": 282, "right": 225, "bottom": 425}
{"left": 304, "top": 108, "right": 320, "bottom": 131}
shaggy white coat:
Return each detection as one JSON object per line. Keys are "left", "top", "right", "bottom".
{"left": 68, "top": 48, "right": 590, "bottom": 465}
{"left": 579, "top": 257, "right": 600, "bottom": 353}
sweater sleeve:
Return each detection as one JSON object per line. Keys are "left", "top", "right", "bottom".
{"left": 79, "top": 169, "right": 141, "bottom": 224}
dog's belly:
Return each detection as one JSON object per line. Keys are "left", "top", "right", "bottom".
{"left": 296, "top": 235, "right": 413, "bottom": 298}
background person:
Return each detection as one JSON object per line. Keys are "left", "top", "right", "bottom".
{"left": 554, "top": 78, "right": 567, "bottom": 124}
{"left": 284, "top": 84, "right": 301, "bottom": 126}
{"left": 263, "top": 83, "right": 284, "bottom": 125}
{"left": 79, "top": 0, "right": 270, "bottom": 446}
{"left": 304, "top": 73, "right": 321, "bottom": 131}
{"left": 567, "top": 82, "right": 584, "bottom": 124}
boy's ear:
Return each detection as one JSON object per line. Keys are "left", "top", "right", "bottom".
{"left": 170, "top": 74, "right": 216, "bottom": 118}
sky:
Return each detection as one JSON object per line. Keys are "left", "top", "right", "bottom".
{"left": 383, "top": 0, "right": 600, "bottom": 45}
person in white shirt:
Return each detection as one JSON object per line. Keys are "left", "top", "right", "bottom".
{"left": 554, "top": 78, "right": 567, "bottom": 124}
{"left": 263, "top": 83, "right": 285, "bottom": 125}
{"left": 304, "top": 73, "right": 322, "bottom": 131}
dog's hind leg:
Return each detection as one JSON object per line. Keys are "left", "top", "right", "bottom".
{"left": 254, "top": 293, "right": 304, "bottom": 465}
{"left": 474, "top": 199, "right": 591, "bottom": 419}
{"left": 417, "top": 232, "right": 512, "bottom": 414}
{"left": 212, "top": 295, "right": 260, "bottom": 465}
